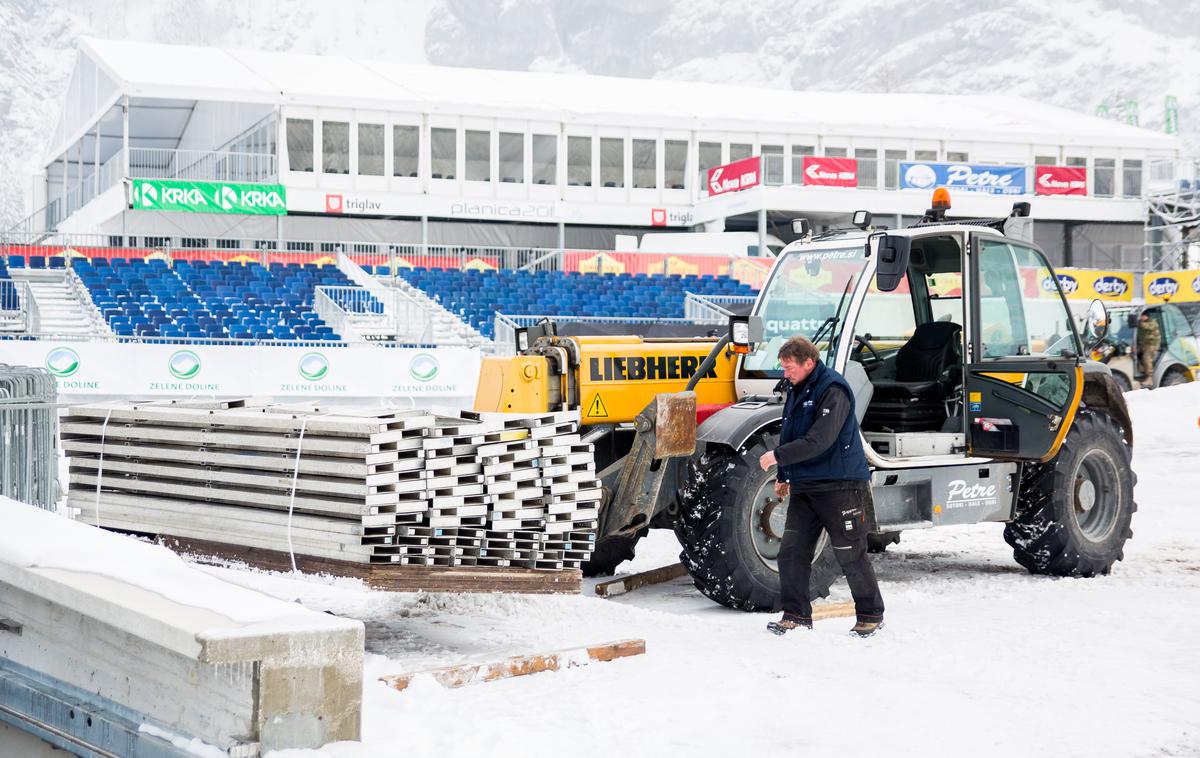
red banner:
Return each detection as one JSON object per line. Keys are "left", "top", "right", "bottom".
{"left": 707, "top": 156, "right": 761, "bottom": 196}
{"left": 1035, "top": 166, "right": 1087, "bottom": 196}
{"left": 801, "top": 157, "right": 858, "bottom": 187}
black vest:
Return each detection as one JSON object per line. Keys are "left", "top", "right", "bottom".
{"left": 778, "top": 361, "right": 871, "bottom": 483}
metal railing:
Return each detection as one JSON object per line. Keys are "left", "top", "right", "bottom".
{"left": 128, "top": 147, "right": 278, "bottom": 183}
{"left": 683, "top": 292, "right": 757, "bottom": 323}
{"left": 0, "top": 364, "right": 59, "bottom": 510}
{"left": 0, "top": 280, "right": 40, "bottom": 333}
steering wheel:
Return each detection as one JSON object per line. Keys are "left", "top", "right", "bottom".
{"left": 854, "top": 335, "right": 884, "bottom": 368}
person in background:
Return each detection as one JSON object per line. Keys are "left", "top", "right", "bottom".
{"left": 1136, "top": 311, "right": 1160, "bottom": 382}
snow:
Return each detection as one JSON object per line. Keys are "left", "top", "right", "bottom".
{"left": 180, "top": 383, "right": 1200, "bottom": 758}
{"left": 0, "top": 496, "right": 344, "bottom": 628}
{"left": 137, "top": 724, "right": 227, "bottom": 758}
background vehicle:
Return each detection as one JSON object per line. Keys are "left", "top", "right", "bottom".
{"left": 1095, "top": 303, "right": 1199, "bottom": 390}
{"left": 476, "top": 197, "right": 1138, "bottom": 611}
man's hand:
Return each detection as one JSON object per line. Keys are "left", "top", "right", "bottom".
{"left": 774, "top": 481, "right": 790, "bottom": 500}
{"left": 759, "top": 450, "right": 777, "bottom": 471}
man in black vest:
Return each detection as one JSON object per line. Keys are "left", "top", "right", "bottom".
{"left": 758, "top": 336, "right": 885, "bottom": 637}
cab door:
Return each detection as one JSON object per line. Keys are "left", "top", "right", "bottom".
{"left": 963, "top": 234, "right": 1083, "bottom": 462}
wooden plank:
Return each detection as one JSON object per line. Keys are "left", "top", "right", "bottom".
{"left": 379, "top": 639, "right": 644, "bottom": 692}
{"left": 159, "top": 535, "right": 582, "bottom": 593}
{"left": 595, "top": 562, "right": 688, "bottom": 597}
{"left": 811, "top": 600, "right": 857, "bottom": 621}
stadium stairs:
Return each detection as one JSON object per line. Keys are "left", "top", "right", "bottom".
{"left": 5, "top": 257, "right": 110, "bottom": 337}
{"left": 348, "top": 259, "right": 488, "bottom": 345}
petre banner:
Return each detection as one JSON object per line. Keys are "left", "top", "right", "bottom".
{"left": 900, "top": 162, "right": 1027, "bottom": 195}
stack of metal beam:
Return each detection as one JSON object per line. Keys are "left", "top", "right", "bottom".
{"left": 61, "top": 400, "right": 597, "bottom": 571}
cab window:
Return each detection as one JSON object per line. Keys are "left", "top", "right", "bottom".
{"left": 977, "top": 240, "right": 1079, "bottom": 359}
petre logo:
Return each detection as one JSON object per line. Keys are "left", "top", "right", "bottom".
{"left": 903, "top": 163, "right": 938, "bottom": 189}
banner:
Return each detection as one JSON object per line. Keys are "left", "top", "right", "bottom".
{"left": 1035, "top": 166, "right": 1088, "bottom": 196}
{"left": 800, "top": 157, "right": 857, "bottom": 187}
{"left": 1144, "top": 269, "right": 1200, "bottom": 304}
{"left": 900, "top": 162, "right": 1027, "bottom": 195}
{"left": 131, "top": 179, "right": 287, "bottom": 215}
{"left": 1042, "top": 268, "right": 1134, "bottom": 301}
{"left": 5, "top": 342, "right": 480, "bottom": 398}
{"left": 707, "top": 156, "right": 761, "bottom": 196}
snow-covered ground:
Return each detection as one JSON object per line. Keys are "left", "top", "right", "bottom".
{"left": 182, "top": 383, "right": 1200, "bottom": 758}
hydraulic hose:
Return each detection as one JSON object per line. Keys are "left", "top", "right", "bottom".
{"left": 685, "top": 333, "right": 731, "bottom": 392}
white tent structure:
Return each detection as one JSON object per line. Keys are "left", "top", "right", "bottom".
{"left": 32, "top": 36, "right": 1187, "bottom": 266}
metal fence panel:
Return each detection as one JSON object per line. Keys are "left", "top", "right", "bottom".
{"left": 0, "top": 364, "right": 59, "bottom": 510}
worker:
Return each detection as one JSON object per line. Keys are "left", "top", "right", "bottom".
{"left": 1136, "top": 311, "right": 1160, "bottom": 382}
{"left": 758, "top": 336, "right": 885, "bottom": 638}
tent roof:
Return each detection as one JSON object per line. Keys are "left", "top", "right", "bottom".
{"left": 71, "top": 36, "right": 1178, "bottom": 152}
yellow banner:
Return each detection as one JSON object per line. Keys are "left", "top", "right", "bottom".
{"left": 1144, "top": 269, "right": 1200, "bottom": 304}
{"left": 1051, "top": 268, "right": 1134, "bottom": 302}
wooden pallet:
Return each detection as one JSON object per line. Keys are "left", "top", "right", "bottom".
{"left": 160, "top": 535, "right": 582, "bottom": 594}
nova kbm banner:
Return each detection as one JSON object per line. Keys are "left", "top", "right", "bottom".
{"left": 900, "top": 162, "right": 1027, "bottom": 195}
{"left": 801, "top": 157, "right": 858, "bottom": 187}
{"left": 131, "top": 179, "right": 287, "bottom": 215}
{"left": 14, "top": 342, "right": 480, "bottom": 399}
{"left": 1144, "top": 269, "right": 1200, "bottom": 304}
{"left": 707, "top": 156, "right": 761, "bottom": 196}
{"left": 1035, "top": 166, "right": 1088, "bottom": 196}
{"left": 1043, "top": 268, "right": 1134, "bottom": 301}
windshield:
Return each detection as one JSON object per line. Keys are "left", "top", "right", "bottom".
{"left": 740, "top": 246, "right": 868, "bottom": 379}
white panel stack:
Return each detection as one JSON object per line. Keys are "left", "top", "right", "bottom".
{"left": 61, "top": 400, "right": 598, "bottom": 571}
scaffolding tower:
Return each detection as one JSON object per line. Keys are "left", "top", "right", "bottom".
{"left": 1144, "top": 157, "right": 1200, "bottom": 271}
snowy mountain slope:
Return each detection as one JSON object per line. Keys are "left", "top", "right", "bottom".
{"left": 1, "top": 0, "right": 1196, "bottom": 229}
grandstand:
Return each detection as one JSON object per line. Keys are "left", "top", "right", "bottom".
{"left": 393, "top": 268, "right": 756, "bottom": 338}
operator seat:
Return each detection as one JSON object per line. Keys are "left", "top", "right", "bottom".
{"left": 862, "top": 321, "right": 963, "bottom": 433}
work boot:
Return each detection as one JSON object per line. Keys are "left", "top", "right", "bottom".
{"left": 767, "top": 613, "right": 813, "bottom": 635}
{"left": 849, "top": 619, "right": 885, "bottom": 638}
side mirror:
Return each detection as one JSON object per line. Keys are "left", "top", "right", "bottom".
{"left": 729, "top": 315, "right": 764, "bottom": 355}
{"left": 874, "top": 234, "right": 911, "bottom": 292}
{"left": 791, "top": 218, "right": 811, "bottom": 237}
{"left": 1083, "top": 299, "right": 1109, "bottom": 350}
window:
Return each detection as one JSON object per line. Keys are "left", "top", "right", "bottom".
{"left": 729, "top": 143, "right": 752, "bottom": 162}
{"left": 465, "top": 130, "right": 491, "bottom": 182}
{"left": 286, "top": 119, "right": 313, "bottom": 172}
{"left": 698, "top": 141, "right": 722, "bottom": 190}
{"left": 180, "top": 238, "right": 207, "bottom": 249}
{"left": 632, "top": 138, "right": 656, "bottom": 189}
{"left": 791, "top": 145, "right": 814, "bottom": 184}
{"left": 914, "top": 149, "right": 937, "bottom": 162}
{"left": 1094, "top": 158, "right": 1115, "bottom": 197}
{"left": 884, "top": 149, "right": 906, "bottom": 189}
{"left": 393, "top": 125, "right": 419, "bottom": 177}
{"left": 600, "top": 137, "right": 624, "bottom": 188}
{"left": 431, "top": 127, "right": 456, "bottom": 179}
{"left": 1122, "top": 159, "right": 1142, "bottom": 197}
{"left": 358, "top": 123, "right": 384, "bottom": 176}
{"left": 499, "top": 132, "right": 523, "bottom": 183}
{"left": 977, "top": 239, "right": 1078, "bottom": 359}
{"left": 1035, "top": 155, "right": 1057, "bottom": 166}
{"left": 856, "top": 148, "right": 878, "bottom": 189}
{"left": 946, "top": 151, "right": 969, "bottom": 163}
{"left": 215, "top": 238, "right": 240, "bottom": 250}
{"left": 1065, "top": 156, "right": 1087, "bottom": 167}
{"left": 532, "top": 134, "right": 556, "bottom": 185}
{"left": 824, "top": 146, "right": 847, "bottom": 157}
{"left": 322, "top": 121, "right": 349, "bottom": 174}
{"left": 287, "top": 241, "right": 314, "bottom": 252}
{"left": 761, "top": 144, "right": 783, "bottom": 184}
{"left": 664, "top": 139, "right": 687, "bottom": 189}
{"left": 567, "top": 136, "right": 591, "bottom": 186}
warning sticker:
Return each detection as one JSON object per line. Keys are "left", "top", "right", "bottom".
{"left": 969, "top": 392, "right": 982, "bottom": 403}
{"left": 586, "top": 394, "right": 609, "bottom": 418}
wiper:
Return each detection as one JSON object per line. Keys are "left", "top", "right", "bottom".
{"left": 810, "top": 275, "right": 855, "bottom": 347}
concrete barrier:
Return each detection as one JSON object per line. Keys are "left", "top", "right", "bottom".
{"left": 0, "top": 497, "right": 364, "bottom": 756}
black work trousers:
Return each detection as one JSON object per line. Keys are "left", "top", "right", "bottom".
{"left": 778, "top": 483, "right": 885, "bottom": 623}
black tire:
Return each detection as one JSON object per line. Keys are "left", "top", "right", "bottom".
{"left": 582, "top": 528, "right": 647, "bottom": 577}
{"left": 674, "top": 432, "right": 841, "bottom": 611}
{"left": 1110, "top": 371, "right": 1132, "bottom": 393}
{"left": 1005, "top": 409, "right": 1136, "bottom": 576}
{"left": 1159, "top": 369, "right": 1189, "bottom": 388}
{"left": 867, "top": 531, "right": 901, "bottom": 553}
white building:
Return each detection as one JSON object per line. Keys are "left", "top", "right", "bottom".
{"left": 32, "top": 36, "right": 1186, "bottom": 268}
